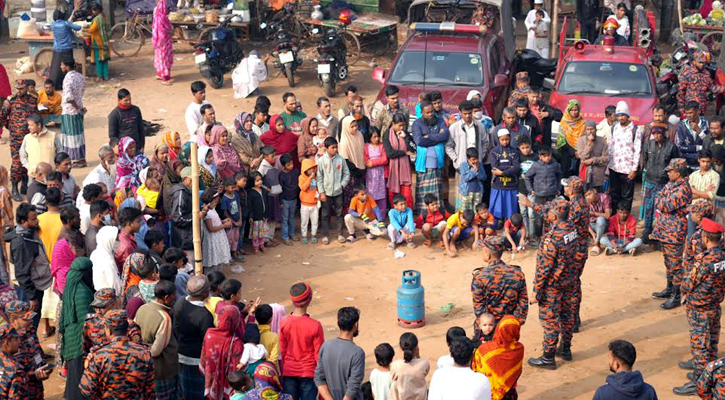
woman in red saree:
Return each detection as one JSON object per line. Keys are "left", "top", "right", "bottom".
{"left": 471, "top": 315, "right": 524, "bottom": 400}
{"left": 261, "top": 114, "right": 300, "bottom": 170}
{"left": 200, "top": 305, "right": 245, "bottom": 400}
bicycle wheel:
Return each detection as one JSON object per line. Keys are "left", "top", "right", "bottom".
{"left": 110, "top": 23, "right": 145, "bottom": 57}
{"left": 340, "top": 30, "right": 361, "bottom": 65}
{"left": 701, "top": 31, "right": 723, "bottom": 59}
{"left": 33, "top": 48, "right": 54, "bottom": 79}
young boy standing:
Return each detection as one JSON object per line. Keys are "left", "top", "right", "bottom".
{"left": 457, "top": 148, "right": 487, "bottom": 211}
{"left": 488, "top": 129, "right": 521, "bottom": 228}
{"left": 299, "top": 158, "right": 319, "bottom": 244}
{"left": 518, "top": 136, "right": 538, "bottom": 243}
{"left": 442, "top": 209, "right": 475, "bottom": 257}
{"left": 259, "top": 146, "right": 281, "bottom": 245}
{"left": 387, "top": 194, "right": 416, "bottom": 250}
{"left": 221, "top": 177, "right": 244, "bottom": 261}
{"left": 317, "top": 137, "right": 350, "bottom": 245}
{"left": 235, "top": 172, "right": 249, "bottom": 254}
{"left": 344, "top": 184, "right": 385, "bottom": 241}
{"left": 524, "top": 147, "right": 561, "bottom": 238}
{"left": 279, "top": 154, "right": 301, "bottom": 245}
{"left": 414, "top": 194, "right": 450, "bottom": 248}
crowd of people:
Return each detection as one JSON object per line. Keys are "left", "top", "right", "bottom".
{"left": 2, "top": 30, "right": 725, "bottom": 397}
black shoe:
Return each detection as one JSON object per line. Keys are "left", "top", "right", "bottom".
{"left": 687, "top": 372, "right": 696, "bottom": 381}
{"left": 20, "top": 176, "right": 27, "bottom": 195}
{"left": 556, "top": 341, "right": 572, "bottom": 361}
{"left": 679, "top": 358, "right": 695, "bottom": 370}
{"left": 652, "top": 281, "right": 673, "bottom": 299}
{"left": 673, "top": 380, "right": 698, "bottom": 396}
{"left": 11, "top": 182, "right": 21, "bottom": 202}
{"left": 661, "top": 286, "right": 682, "bottom": 310}
{"left": 528, "top": 352, "right": 557, "bottom": 370}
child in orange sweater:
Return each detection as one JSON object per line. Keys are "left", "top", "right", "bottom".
{"left": 298, "top": 158, "right": 319, "bottom": 244}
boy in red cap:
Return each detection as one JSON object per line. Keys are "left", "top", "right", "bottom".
{"left": 675, "top": 218, "right": 725, "bottom": 395}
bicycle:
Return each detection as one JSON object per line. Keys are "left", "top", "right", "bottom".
{"left": 109, "top": 8, "right": 153, "bottom": 57}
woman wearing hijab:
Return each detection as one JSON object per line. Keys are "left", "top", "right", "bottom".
{"left": 161, "top": 131, "right": 182, "bottom": 160}
{"left": 339, "top": 115, "right": 367, "bottom": 210}
{"left": 210, "top": 125, "right": 242, "bottom": 180}
{"left": 121, "top": 251, "right": 149, "bottom": 300}
{"left": 59, "top": 257, "right": 94, "bottom": 400}
{"left": 557, "top": 99, "right": 585, "bottom": 177}
{"left": 178, "top": 142, "right": 192, "bottom": 168}
{"left": 90, "top": 226, "right": 122, "bottom": 295}
{"left": 471, "top": 315, "right": 524, "bottom": 400}
{"left": 200, "top": 305, "right": 246, "bottom": 400}
{"left": 88, "top": 3, "right": 110, "bottom": 81}
{"left": 152, "top": 0, "right": 174, "bottom": 85}
{"left": 115, "top": 136, "right": 149, "bottom": 192}
{"left": 198, "top": 145, "right": 217, "bottom": 191}
{"left": 297, "top": 116, "right": 319, "bottom": 164}
{"left": 162, "top": 160, "right": 183, "bottom": 217}
{"left": 232, "top": 112, "right": 263, "bottom": 174}
{"left": 244, "top": 361, "right": 292, "bottom": 400}
{"left": 261, "top": 115, "right": 300, "bottom": 169}
{"left": 151, "top": 143, "right": 170, "bottom": 179}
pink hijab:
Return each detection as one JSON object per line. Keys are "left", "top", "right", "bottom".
{"left": 209, "top": 125, "right": 242, "bottom": 179}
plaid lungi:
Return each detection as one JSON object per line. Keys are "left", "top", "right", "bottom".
{"left": 456, "top": 191, "right": 483, "bottom": 212}
{"left": 59, "top": 114, "right": 86, "bottom": 162}
{"left": 415, "top": 168, "right": 443, "bottom": 215}
{"left": 156, "top": 376, "right": 180, "bottom": 400}
{"left": 179, "top": 363, "right": 205, "bottom": 400}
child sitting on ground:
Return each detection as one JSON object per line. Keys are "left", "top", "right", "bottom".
{"left": 345, "top": 183, "right": 386, "bottom": 241}
{"left": 504, "top": 213, "right": 527, "bottom": 253}
{"left": 240, "top": 324, "right": 268, "bottom": 376}
{"left": 457, "top": 148, "right": 487, "bottom": 211}
{"left": 472, "top": 202, "right": 496, "bottom": 250}
{"left": 279, "top": 154, "right": 301, "bottom": 245}
{"left": 299, "top": 158, "right": 319, "bottom": 244}
{"left": 436, "top": 326, "right": 467, "bottom": 369}
{"left": 442, "top": 209, "right": 475, "bottom": 258}
{"left": 228, "top": 371, "right": 254, "bottom": 400}
{"left": 387, "top": 194, "right": 416, "bottom": 250}
{"left": 601, "top": 202, "right": 643, "bottom": 256}
{"left": 415, "top": 194, "right": 450, "bottom": 248}
{"left": 255, "top": 304, "right": 280, "bottom": 366}
{"left": 472, "top": 313, "right": 496, "bottom": 344}
{"left": 137, "top": 262, "right": 158, "bottom": 304}
{"left": 370, "top": 343, "right": 395, "bottom": 400}
{"left": 221, "top": 178, "right": 244, "bottom": 261}
{"left": 201, "top": 190, "right": 233, "bottom": 272}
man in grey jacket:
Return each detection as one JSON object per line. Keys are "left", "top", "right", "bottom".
{"left": 446, "top": 100, "right": 489, "bottom": 199}
{"left": 315, "top": 307, "right": 365, "bottom": 400}
{"left": 524, "top": 148, "right": 562, "bottom": 237}
{"left": 171, "top": 167, "right": 193, "bottom": 250}
{"left": 4, "top": 203, "right": 51, "bottom": 327}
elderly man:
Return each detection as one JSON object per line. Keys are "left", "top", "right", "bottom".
{"left": 576, "top": 120, "right": 609, "bottom": 192}
{"left": 173, "top": 275, "right": 214, "bottom": 400}
{"left": 595, "top": 18, "right": 629, "bottom": 46}
{"left": 608, "top": 101, "right": 642, "bottom": 210}
{"left": 1, "top": 79, "right": 37, "bottom": 200}
{"left": 678, "top": 51, "right": 725, "bottom": 116}
{"left": 80, "top": 146, "right": 116, "bottom": 203}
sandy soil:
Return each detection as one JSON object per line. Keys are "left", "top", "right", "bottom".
{"left": 0, "top": 35, "right": 699, "bottom": 400}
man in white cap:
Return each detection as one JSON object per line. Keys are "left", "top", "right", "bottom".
{"left": 608, "top": 101, "right": 642, "bottom": 210}
{"left": 524, "top": 0, "right": 550, "bottom": 51}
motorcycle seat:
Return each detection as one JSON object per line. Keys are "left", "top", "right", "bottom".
{"left": 533, "top": 57, "right": 558, "bottom": 70}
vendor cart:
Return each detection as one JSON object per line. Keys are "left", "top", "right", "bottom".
{"left": 683, "top": 23, "right": 723, "bottom": 58}
{"left": 18, "top": 35, "right": 89, "bottom": 79}
{"left": 171, "top": 20, "right": 251, "bottom": 43}
{"left": 301, "top": 12, "right": 398, "bottom": 59}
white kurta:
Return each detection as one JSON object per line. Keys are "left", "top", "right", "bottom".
{"left": 525, "top": 9, "right": 551, "bottom": 50}
{"left": 232, "top": 54, "right": 268, "bottom": 99}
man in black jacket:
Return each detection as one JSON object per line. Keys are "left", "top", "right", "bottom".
{"left": 577, "top": 0, "right": 601, "bottom": 44}
{"left": 170, "top": 167, "right": 193, "bottom": 251}
{"left": 514, "top": 97, "right": 543, "bottom": 151}
{"left": 528, "top": 88, "right": 563, "bottom": 150}
{"left": 3, "top": 203, "right": 51, "bottom": 327}
{"left": 108, "top": 88, "right": 145, "bottom": 151}
{"left": 640, "top": 124, "right": 680, "bottom": 242}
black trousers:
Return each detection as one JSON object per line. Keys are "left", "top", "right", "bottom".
{"left": 320, "top": 194, "right": 344, "bottom": 237}
{"left": 65, "top": 356, "right": 86, "bottom": 400}
{"left": 581, "top": 20, "right": 598, "bottom": 44}
{"left": 609, "top": 169, "right": 635, "bottom": 210}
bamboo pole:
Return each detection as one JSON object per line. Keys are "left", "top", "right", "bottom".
{"left": 677, "top": 0, "right": 684, "bottom": 37}
{"left": 550, "top": 0, "right": 559, "bottom": 58}
{"left": 190, "top": 142, "right": 203, "bottom": 275}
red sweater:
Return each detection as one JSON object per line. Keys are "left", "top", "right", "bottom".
{"left": 607, "top": 214, "right": 636, "bottom": 241}
{"left": 279, "top": 314, "right": 325, "bottom": 378}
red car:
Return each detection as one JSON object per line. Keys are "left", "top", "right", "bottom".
{"left": 371, "top": 22, "right": 514, "bottom": 125}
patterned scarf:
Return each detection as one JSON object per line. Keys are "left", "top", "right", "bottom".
{"left": 244, "top": 361, "right": 292, "bottom": 400}
{"left": 115, "top": 136, "right": 149, "bottom": 192}
{"left": 161, "top": 131, "right": 181, "bottom": 160}
{"left": 472, "top": 315, "right": 524, "bottom": 400}
{"left": 560, "top": 99, "right": 585, "bottom": 148}
{"left": 200, "top": 306, "right": 245, "bottom": 400}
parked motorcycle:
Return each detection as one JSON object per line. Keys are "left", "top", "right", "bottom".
{"left": 262, "top": 21, "right": 303, "bottom": 87}
{"left": 657, "top": 40, "right": 712, "bottom": 115}
{"left": 194, "top": 17, "right": 244, "bottom": 89}
{"left": 314, "top": 28, "right": 348, "bottom": 97}
{"left": 513, "top": 49, "right": 557, "bottom": 89}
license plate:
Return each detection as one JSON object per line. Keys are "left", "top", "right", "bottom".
{"left": 279, "top": 51, "right": 294, "bottom": 64}
{"left": 195, "top": 53, "right": 207, "bottom": 64}
{"left": 317, "top": 63, "right": 331, "bottom": 74}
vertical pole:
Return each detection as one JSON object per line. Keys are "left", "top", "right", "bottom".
{"left": 190, "top": 143, "right": 203, "bottom": 275}
{"left": 551, "top": 0, "right": 559, "bottom": 58}
{"left": 101, "top": 0, "right": 115, "bottom": 27}
{"left": 677, "top": 0, "right": 684, "bottom": 37}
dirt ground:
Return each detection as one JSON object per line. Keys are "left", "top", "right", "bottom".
{"left": 0, "top": 31, "right": 701, "bottom": 400}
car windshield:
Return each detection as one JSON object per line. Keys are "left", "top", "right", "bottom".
{"left": 558, "top": 61, "right": 652, "bottom": 97}
{"left": 388, "top": 50, "right": 485, "bottom": 86}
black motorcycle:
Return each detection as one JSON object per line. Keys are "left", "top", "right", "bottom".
{"left": 262, "top": 21, "right": 302, "bottom": 87}
{"left": 514, "top": 49, "right": 558, "bottom": 89}
{"left": 194, "top": 18, "right": 244, "bottom": 89}
{"left": 657, "top": 40, "right": 711, "bottom": 115}
{"left": 314, "top": 28, "right": 348, "bottom": 97}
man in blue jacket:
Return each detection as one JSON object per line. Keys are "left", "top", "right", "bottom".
{"left": 412, "top": 101, "right": 449, "bottom": 216}
{"left": 675, "top": 101, "right": 710, "bottom": 171}
{"left": 593, "top": 340, "right": 658, "bottom": 400}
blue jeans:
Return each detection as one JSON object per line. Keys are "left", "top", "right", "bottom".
{"left": 589, "top": 217, "right": 608, "bottom": 244}
{"left": 283, "top": 377, "right": 318, "bottom": 400}
{"left": 518, "top": 195, "right": 535, "bottom": 240}
{"left": 600, "top": 237, "right": 643, "bottom": 252}
{"left": 281, "top": 199, "right": 297, "bottom": 240}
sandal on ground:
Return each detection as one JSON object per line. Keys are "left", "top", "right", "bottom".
{"left": 589, "top": 246, "right": 601, "bottom": 256}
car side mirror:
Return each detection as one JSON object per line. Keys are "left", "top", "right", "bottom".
{"left": 493, "top": 73, "right": 509, "bottom": 88}
{"left": 372, "top": 67, "right": 386, "bottom": 84}
{"left": 543, "top": 77, "right": 555, "bottom": 90}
